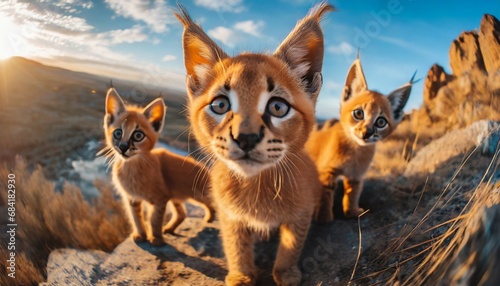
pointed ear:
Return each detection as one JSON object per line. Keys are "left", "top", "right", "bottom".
{"left": 175, "top": 4, "right": 228, "bottom": 97}
{"left": 387, "top": 82, "right": 413, "bottom": 124}
{"left": 105, "top": 88, "right": 126, "bottom": 125}
{"left": 143, "top": 98, "right": 166, "bottom": 133}
{"left": 274, "top": 2, "right": 334, "bottom": 100}
{"left": 341, "top": 59, "right": 368, "bottom": 105}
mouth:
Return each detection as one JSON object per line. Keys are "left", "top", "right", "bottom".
{"left": 235, "top": 153, "right": 262, "bottom": 164}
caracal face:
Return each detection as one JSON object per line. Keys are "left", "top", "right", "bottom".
{"left": 188, "top": 54, "right": 317, "bottom": 177}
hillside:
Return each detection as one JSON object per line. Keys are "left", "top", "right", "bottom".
{"left": 0, "top": 57, "right": 190, "bottom": 184}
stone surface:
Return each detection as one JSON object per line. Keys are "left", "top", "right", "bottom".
{"left": 423, "top": 64, "right": 454, "bottom": 111}
{"left": 479, "top": 14, "right": 500, "bottom": 74}
{"left": 449, "top": 31, "right": 486, "bottom": 76}
{"left": 405, "top": 120, "right": 500, "bottom": 177}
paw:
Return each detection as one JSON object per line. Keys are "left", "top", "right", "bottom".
{"left": 162, "top": 226, "right": 175, "bottom": 234}
{"left": 344, "top": 207, "right": 365, "bottom": 218}
{"left": 225, "top": 271, "right": 255, "bottom": 286}
{"left": 131, "top": 232, "right": 147, "bottom": 242}
{"left": 273, "top": 266, "right": 302, "bottom": 286}
{"left": 148, "top": 236, "right": 165, "bottom": 246}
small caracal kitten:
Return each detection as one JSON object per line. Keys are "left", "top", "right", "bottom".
{"left": 306, "top": 58, "right": 414, "bottom": 220}
{"left": 102, "top": 88, "right": 214, "bottom": 246}
{"left": 175, "top": 2, "right": 333, "bottom": 285}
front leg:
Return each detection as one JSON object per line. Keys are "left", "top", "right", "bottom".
{"left": 220, "top": 214, "right": 256, "bottom": 286}
{"left": 127, "top": 199, "right": 147, "bottom": 242}
{"left": 163, "top": 201, "right": 187, "bottom": 234}
{"left": 273, "top": 219, "right": 311, "bottom": 286}
{"left": 315, "top": 169, "right": 340, "bottom": 223}
{"left": 149, "top": 200, "right": 167, "bottom": 246}
{"left": 342, "top": 177, "right": 365, "bottom": 218}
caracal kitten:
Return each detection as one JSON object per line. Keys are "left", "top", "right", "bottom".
{"left": 306, "top": 58, "right": 414, "bottom": 220}
{"left": 175, "top": 3, "right": 333, "bottom": 285}
{"left": 103, "top": 88, "right": 214, "bottom": 246}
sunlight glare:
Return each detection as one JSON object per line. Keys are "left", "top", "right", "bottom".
{"left": 0, "top": 14, "right": 20, "bottom": 60}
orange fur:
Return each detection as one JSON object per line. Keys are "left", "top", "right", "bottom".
{"left": 176, "top": 2, "right": 333, "bottom": 285}
{"left": 103, "top": 88, "right": 214, "bottom": 246}
{"left": 306, "top": 59, "right": 414, "bottom": 220}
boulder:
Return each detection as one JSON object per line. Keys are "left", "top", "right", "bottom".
{"left": 449, "top": 31, "right": 486, "bottom": 76}
{"left": 405, "top": 120, "right": 500, "bottom": 177}
{"left": 479, "top": 14, "right": 500, "bottom": 74}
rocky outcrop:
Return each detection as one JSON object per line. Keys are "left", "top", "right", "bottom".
{"left": 418, "top": 14, "right": 500, "bottom": 129}
{"left": 449, "top": 31, "right": 485, "bottom": 76}
{"left": 405, "top": 120, "right": 500, "bottom": 177}
{"left": 479, "top": 14, "right": 500, "bottom": 74}
{"left": 423, "top": 64, "right": 455, "bottom": 110}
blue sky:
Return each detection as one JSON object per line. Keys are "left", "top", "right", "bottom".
{"left": 1, "top": 0, "right": 498, "bottom": 118}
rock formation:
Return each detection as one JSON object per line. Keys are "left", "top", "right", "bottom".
{"left": 418, "top": 14, "right": 500, "bottom": 129}
{"left": 479, "top": 14, "right": 500, "bottom": 74}
{"left": 449, "top": 31, "right": 485, "bottom": 76}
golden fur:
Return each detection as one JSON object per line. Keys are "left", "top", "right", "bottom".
{"left": 306, "top": 59, "right": 414, "bottom": 219}
{"left": 176, "top": 2, "right": 333, "bottom": 285}
{"left": 103, "top": 88, "right": 214, "bottom": 246}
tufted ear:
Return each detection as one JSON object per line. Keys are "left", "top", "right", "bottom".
{"left": 341, "top": 58, "right": 368, "bottom": 107}
{"left": 143, "top": 98, "right": 166, "bottom": 133}
{"left": 274, "top": 2, "right": 334, "bottom": 101}
{"left": 175, "top": 4, "right": 228, "bottom": 98}
{"left": 387, "top": 72, "right": 416, "bottom": 123}
{"left": 105, "top": 88, "right": 126, "bottom": 125}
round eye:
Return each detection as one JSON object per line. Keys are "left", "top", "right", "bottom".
{"left": 132, "top": 131, "right": 145, "bottom": 142}
{"left": 113, "top": 129, "right": 122, "bottom": 140}
{"left": 267, "top": 98, "right": 290, "bottom": 118}
{"left": 352, "top": 109, "right": 364, "bottom": 120}
{"left": 375, "top": 117, "right": 388, "bottom": 128}
{"left": 210, "top": 96, "right": 231, "bottom": 115}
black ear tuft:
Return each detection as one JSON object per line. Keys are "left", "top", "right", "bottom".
{"left": 152, "top": 120, "right": 162, "bottom": 132}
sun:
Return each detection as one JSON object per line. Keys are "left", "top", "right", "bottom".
{"left": 0, "top": 14, "right": 20, "bottom": 60}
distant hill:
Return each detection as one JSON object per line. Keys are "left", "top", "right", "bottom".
{"left": 0, "top": 56, "right": 190, "bottom": 179}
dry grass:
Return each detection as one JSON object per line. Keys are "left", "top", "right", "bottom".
{"left": 0, "top": 157, "right": 129, "bottom": 285}
{"left": 358, "top": 137, "right": 500, "bottom": 285}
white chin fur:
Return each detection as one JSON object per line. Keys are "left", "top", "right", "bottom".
{"left": 223, "top": 158, "right": 272, "bottom": 178}
{"left": 350, "top": 129, "right": 377, "bottom": 146}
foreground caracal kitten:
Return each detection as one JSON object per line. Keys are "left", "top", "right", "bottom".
{"left": 306, "top": 59, "right": 414, "bottom": 220}
{"left": 175, "top": 2, "right": 333, "bottom": 285}
{"left": 103, "top": 88, "right": 214, "bottom": 246}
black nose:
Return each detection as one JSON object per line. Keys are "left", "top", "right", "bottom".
{"left": 235, "top": 133, "right": 261, "bottom": 152}
{"left": 118, "top": 142, "right": 129, "bottom": 153}
{"left": 362, "top": 128, "right": 374, "bottom": 139}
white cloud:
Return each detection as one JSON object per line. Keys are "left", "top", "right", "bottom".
{"left": 162, "top": 54, "right": 176, "bottom": 61}
{"left": 0, "top": 0, "right": 185, "bottom": 90}
{"left": 328, "top": 42, "right": 355, "bottom": 55}
{"left": 234, "top": 20, "right": 264, "bottom": 37}
{"left": 208, "top": 26, "right": 237, "bottom": 47}
{"left": 99, "top": 25, "right": 148, "bottom": 44}
{"left": 377, "top": 35, "right": 435, "bottom": 58}
{"left": 194, "top": 0, "right": 244, "bottom": 13}
{"left": 104, "top": 0, "right": 175, "bottom": 33}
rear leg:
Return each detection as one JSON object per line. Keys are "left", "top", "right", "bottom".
{"left": 163, "top": 201, "right": 187, "bottom": 234}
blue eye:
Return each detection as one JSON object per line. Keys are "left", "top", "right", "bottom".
{"left": 267, "top": 98, "right": 290, "bottom": 118}
{"left": 113, "top": 129, "right": 122, "bottom": 140}
{"left": 210, "top": 96, "right": 230, "bottom": 115}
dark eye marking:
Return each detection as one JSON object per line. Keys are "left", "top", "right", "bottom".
{"left": 267, "top": 77, "right": 274, "bottom": 92}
